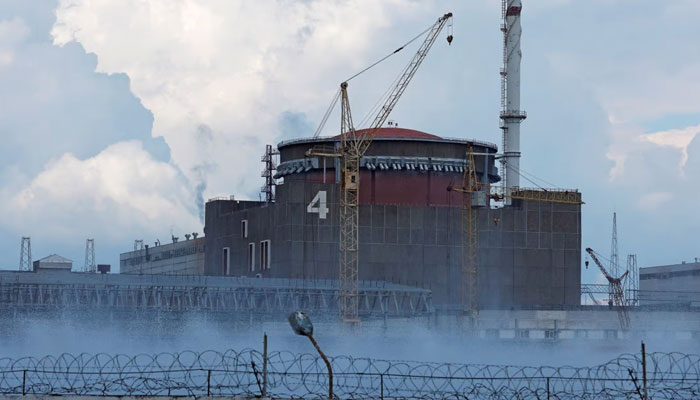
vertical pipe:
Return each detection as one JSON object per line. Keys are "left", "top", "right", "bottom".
{"left": 263, "top": 333, "right": 268, "bottom": 398}
{"left": 22, "top": 370, "right": 26, "bottom": 396}
{"left": 642, "top": 341, "right": 648, "bottom": 400}
{"left": 546, "top": 376, "right": 550, "bottom": 400}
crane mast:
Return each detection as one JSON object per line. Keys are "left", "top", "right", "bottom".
{"left": 336, "top": 12, "right": 453, "bottom": 322}
{"left": 462, "top": 145, "right": 479, "bottom": 326}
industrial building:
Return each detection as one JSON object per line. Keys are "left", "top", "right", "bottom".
{"left": 120, "top": 237, "right": 205, "bottom": 275}
{"left": 203, "top": 127, "right": 582, "bottom": 308}
{"left": 32, "top": 254, "right": 72, "bottom": 272}
{"left": 639, "top": 261, "right": 700, "bottom": 306}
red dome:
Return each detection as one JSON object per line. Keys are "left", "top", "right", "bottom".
{"left": 335, "top": 127, "right": 440, "bottom": 140}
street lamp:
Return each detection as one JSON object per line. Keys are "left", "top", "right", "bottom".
{"left": 288, "top": 311, "right": 333, "bottom": 399}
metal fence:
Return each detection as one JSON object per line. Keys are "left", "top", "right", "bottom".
{"left": 1, "top": 349, "right": 699, "bottom": 399}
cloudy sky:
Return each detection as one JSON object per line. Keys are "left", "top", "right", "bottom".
{"left": 0, "top": 0, "right": 698, "bottom": 284}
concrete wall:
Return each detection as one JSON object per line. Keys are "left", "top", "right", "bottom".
{"left": 120, "top": 237, "right": 205, "bottom": 275}
{"left": 204, "top": 175, "right": 582, "bottom": 308}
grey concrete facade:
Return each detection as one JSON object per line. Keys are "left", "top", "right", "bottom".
{"left": 639, "top": 261, "right": 700, "bottom": 306}
{"left": 204, "top": 129, "right": 581, "bottom": 308}
{"left": 120, "top": 237, "right": 205, "bottom": 275}
{"left": 204, "top": 179, "right": 582, "bottom": 307}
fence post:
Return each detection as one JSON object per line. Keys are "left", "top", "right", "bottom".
{"left": 380, "top": 374, "right": 384, "bottom": 400}
{"left": 546, "top": 376, "right": 550, "bottom": 400}
{"left": 207, "top": 369, "right": 211, "bottom": 396}
{"left": 22, "top": 370, "right": 26, "bottom": 396}
{"left": 641, "top": 341, "right": 647, "bottom": 400}
{"left": 263, "top": 333, "right": 268, "bottom": 398}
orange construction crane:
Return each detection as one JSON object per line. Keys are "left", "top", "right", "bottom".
{"left": 585, "top": 247, "right": 630, "bottom": 330}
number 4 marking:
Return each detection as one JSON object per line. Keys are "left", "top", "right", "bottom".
{"left": 307, "top": 191, "right": 329, "bottom": 219}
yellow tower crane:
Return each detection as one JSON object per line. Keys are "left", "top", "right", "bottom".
{"left": 449, "top": 146, "right": 584, "bottom": 327}
{"left": 309, "top": 12, "right": 454, "bottom": 322}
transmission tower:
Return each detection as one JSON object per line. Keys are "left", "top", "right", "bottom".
{"left": 609, "top": 212, "right": 619, "bottom": 302}
{"left": 134, "top": 239, "right": 144, "bottom": 251}
{"left": 626, "top": 254, "right": 639, "bottom": 306}
{"left": 610, "top": 212, "right": 619, "bottom": 276}
{"left": 84, "top": 239, "right": 96, "bottom": 273}
{"left": 260, "top": 144, "right": 279, "bottom": 203}
{"left": 19, "top": 237, "right": 32, "bottom": 271}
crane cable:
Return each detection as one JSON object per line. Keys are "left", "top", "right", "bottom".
{"left": 344, "top": 24, "right": 434, "bottom": 83}
{"left": 501, "top": 159, "right": 561, "bottom": 190}
{"left": 312, "top": 21, "right": 436, "bottom": 137}
{"left": 312, "top": 88, "right": 341, "bottom": 138}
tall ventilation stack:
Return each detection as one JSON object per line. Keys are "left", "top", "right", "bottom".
{"left": 500, "top": 0, "right": 527, "bottom": 197}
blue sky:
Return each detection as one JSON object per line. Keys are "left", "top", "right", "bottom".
{"left": 0, "top": 0, "right": 698, "bottom": 285}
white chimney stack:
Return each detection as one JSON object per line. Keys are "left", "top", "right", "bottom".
{"left": 500, "top": 0, "right": 527, "bottom": 193}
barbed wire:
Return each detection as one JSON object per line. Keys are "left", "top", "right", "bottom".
{"left": 0, "top": 349, "right": 699, "bottom": 398}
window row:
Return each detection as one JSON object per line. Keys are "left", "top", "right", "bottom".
{"left": 223, "top": 240, "right": 271, "bottom": 275}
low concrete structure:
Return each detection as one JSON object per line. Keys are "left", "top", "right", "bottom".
{"left": 639, "top": 261, "right": 700, "bottom": 306}
{"left": 0, "top": 269, "right": 431, "bottom": 317}
{"left": 32, "top": 254, "right": 72, "bottom": 272}
{"left": 120, "top": 237, "right": 205, "bottom": 275}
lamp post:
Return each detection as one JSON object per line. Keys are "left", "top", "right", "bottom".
{"left": 288, "top": 311, "right": 333, "bottom": 399}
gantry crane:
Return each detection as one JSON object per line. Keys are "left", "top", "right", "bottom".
{"left": 585, "top": 247, "right": 630, "bottom": 330}
{"left": 449, "top": 146, "right": 584, "bottom": 327}
{"left": 309, "top": 13, "right": 454, "bottom": 322}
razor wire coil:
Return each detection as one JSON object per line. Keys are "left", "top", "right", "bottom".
{"left": 0, "top": 349, "right": 699, "bottom": 399}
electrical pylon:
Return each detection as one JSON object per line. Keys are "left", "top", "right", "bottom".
{"left": 19, "top": 237, "right": 32, "bottom": 271}
{"left": 84, "top": 239, "right": 96, "bottom": 273}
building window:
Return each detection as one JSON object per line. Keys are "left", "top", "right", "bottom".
{"left": 260, "top": 240, "right": 271, "bottom": 270}
{"left": 545, "top": 330, "right": 557, "bottom": 340}
{"left": 241, "top": 219, "right": 248, "bottom": 238}
{"left": 222, "top": 247, "right": 230, "bottom": 275}
{"left": 605, "top": 330, "right": 618, "bottom": 339}
{"left": 248, "top": 243, "right": 255, "bottom": 271}
{"left": 516, "top": 329, "right": 529, "bottom": 339}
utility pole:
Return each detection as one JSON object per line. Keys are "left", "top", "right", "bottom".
{"left": 19, "top": 237, "right": 32, "bottom": 271}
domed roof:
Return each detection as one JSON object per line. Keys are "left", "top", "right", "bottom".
{"left": 335, "top": 127, "right": 440, "bottom": 140}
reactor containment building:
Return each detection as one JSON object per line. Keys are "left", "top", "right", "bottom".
{"left": 203, "top": 127, "right": 582, "bottom": 308}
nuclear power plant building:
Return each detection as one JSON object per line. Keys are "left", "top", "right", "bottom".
{"left": 203, "top": 127, "right": 582, "bottom": 308}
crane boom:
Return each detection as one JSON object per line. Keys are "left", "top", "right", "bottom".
{"left": 586, "top": 248, "right": 614, "bottom": 282}
{"left": 352, "top": 12, "right": 453, "bottom": 156}
{"left": 335, "top": 13, "right": 453, "bottom": 322}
